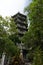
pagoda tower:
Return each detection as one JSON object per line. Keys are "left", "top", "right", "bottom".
{"left": 12, "top": 12, "right": 28, "bottom": 59}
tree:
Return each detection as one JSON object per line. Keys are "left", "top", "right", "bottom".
{"left": 0, "top": 16, "right": 8, "bottom": 56}
{"left": 22, "top": 0, "right": 43, "bottom": 64}
{"left": 0, "top": 16, "right": 20, "bottom": 57}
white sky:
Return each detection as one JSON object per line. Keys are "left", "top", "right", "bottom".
{"left": 0, "top": 0, "right": 31, "bottom": 17}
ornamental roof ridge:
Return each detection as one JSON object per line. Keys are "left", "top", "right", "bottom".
{"left": 11, "top": 12, "right": 26, "bottom": 18}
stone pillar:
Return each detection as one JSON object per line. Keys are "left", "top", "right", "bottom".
{"left": 1, "top": 53, "right": 5, "bottom": 65}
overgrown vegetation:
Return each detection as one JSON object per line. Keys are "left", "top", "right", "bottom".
{"left": 0, "top": 16, "right": 20, "bottom": 60}
{"left": 22, "top": 0, "right": 43, "bottom": 65}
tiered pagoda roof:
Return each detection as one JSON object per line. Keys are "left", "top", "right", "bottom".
{"left": 12, "top": 12, "right": 28, "bottom": 37}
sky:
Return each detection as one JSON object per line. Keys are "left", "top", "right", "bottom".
{"left": 0, "top": 0, "right": 31, "bottom": 17}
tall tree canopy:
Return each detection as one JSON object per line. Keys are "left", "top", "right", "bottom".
{"left": 0, "top": 16, "right": 20, "bottom": 57}
{"left": 22, "top": 0, "right": 43, "bottom": 64}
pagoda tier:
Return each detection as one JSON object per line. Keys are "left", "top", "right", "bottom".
{"left": 14, "top": 15, "right": 26, "bottom": 21}
{"left": 17, "top": 26, "right": 28, "bottom": 31}
{"left": 14, "top": 18, "right": 28, "bottom": 27}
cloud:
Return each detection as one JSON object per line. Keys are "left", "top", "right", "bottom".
{"left": 0, "top": 0, "right": 31, "bottom": 17}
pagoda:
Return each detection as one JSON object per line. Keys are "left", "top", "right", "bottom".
{"left": 12, "top": 12, "right": 28, "bottom": 60}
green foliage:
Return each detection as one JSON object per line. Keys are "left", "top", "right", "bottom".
{"left": 9, "top": 33, "right": 21, "bottom": 45}
{"left": 32, "top": 47, "right": 43, "bottom": 65}
{"left": 0, "top": 16, "right": 20, "bottom": 57}
{"left": 5, "top": 38, "right": 20, "bottom": 56}
{"left": 23, "top": 0, "right": 43, "bottom": 65}
{"left": 24, "top": 0, "right": 43, "bottom": 49}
